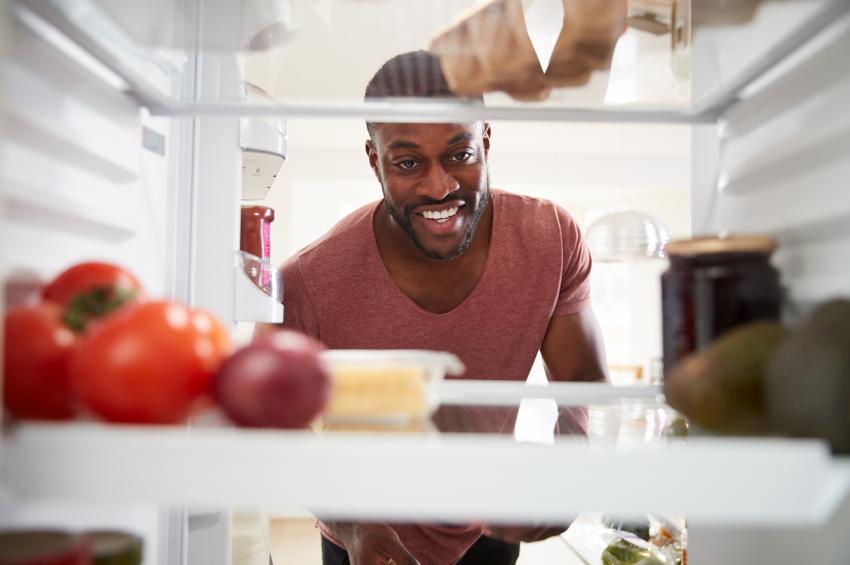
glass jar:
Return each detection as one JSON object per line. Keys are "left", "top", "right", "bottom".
{"left": 240, "top": 205, "right": 275, "bottom": 263}
{"left": 661, "top": 235, "right": 782, "bottom": 376}
{"left": 240, "top": 205, "right": 275, "bottom": 290}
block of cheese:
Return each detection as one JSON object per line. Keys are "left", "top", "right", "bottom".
{"left": 326, "top": 364, "right": 426, "bottom": 419}
{"left": 319, "top": 350, "right": 465, "bottom": 430}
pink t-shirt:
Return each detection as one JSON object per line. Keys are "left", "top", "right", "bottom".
{"left": 281, "top": 189, "right": 592, "bottom": 564}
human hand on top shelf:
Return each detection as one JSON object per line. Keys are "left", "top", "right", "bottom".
{"left": 428, "top": 0, "right": 627, "bottom": 101}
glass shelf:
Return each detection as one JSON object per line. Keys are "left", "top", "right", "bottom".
{"left": 12, "top": 0, "right": 850, "bottom": 122}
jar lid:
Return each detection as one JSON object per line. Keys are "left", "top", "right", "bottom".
{"left": 665, "top": 235, "right": 777, "bottom": 257}
{"left": 90, "top": 531, "right": 143, "bottom": 565}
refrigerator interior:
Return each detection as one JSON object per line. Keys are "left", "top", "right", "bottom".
{"left": 1, "top": 1, "right": 850, "bottom": 564}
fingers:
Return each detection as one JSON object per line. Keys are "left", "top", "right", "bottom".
{"left": 429, "top": 0, "right": 543, "bottom": 98}
{"left": 429, "top": 0, "right": 627, "bottom": 100}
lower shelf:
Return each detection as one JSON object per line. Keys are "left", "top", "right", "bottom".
{"left": 2, "top": 422, "right": 849, "bottom": 527}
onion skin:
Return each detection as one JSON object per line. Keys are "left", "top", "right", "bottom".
{"left": 214, "top": 330, "right": 330, "bottom": 428}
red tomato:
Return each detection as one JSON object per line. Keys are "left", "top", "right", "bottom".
{"left": 70, "top": 301, "right": 231, "bottom": 424}
{"left": 3, "top": 302, "right": 77, "bottom": 420}
{"left": 43, "top": 262, "right": 144, "bottom": 332}
{"left": 188, "top": 308, "right": 233, "bottom": 396}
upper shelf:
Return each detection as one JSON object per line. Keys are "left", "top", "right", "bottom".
{"left": 10, "top": 0, "right": 850, "bottom": 122}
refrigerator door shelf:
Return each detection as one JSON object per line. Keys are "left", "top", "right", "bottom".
{"left": 240, "top": 95, "right": 286, "bottom": 201}
{"left": 234, "top": 252, "right": 283, "bottom": 323}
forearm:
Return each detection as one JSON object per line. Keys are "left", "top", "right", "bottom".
{"left": 320, "top": 521, "right": 420, "bottom": 565}
{"left": 541, "top": 310, "right": 609, "bottom": 383}
{"left": 483, "top": 523, "right": 570, "bottom": 543}
{"left": 322, "top": 520, "right": 357, "bottom": 544}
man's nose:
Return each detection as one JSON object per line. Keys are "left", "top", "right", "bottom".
{"left": 417, "top": 163, "right": 460, "bottom": 202}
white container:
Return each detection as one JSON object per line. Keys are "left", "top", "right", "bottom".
{"left": 319, "top": 350, "right": 465, "bottom": 429}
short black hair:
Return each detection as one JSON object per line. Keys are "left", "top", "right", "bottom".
{"left": 364, "top": 50, "right": 483, "bottom": 139}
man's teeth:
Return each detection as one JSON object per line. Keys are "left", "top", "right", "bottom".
{"left": 421, "top": 206, "right": 459, "bottom": 221}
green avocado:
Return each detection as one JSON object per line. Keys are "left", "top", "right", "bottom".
{"left": 765, "top": 299, "right": 850, "bottom": 453}
{"left": 664, "top": 321, "right": 788, "bottom": 433}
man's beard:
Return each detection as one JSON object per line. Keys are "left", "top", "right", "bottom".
{"left": 383, "top": 174, "right": 491, "bottom": 262}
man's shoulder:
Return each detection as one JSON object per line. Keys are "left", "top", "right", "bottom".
{"left": 281, "top": 201, "right": 378, "bottom": 276}
{"left": 493, "top": 189, "right": 571, "bottom": 232}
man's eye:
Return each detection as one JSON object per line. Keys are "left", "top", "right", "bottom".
{"left": 396, "top": 160, "right": 418, "bottom": 170}
{"left": 450, "top": 151, "right": 473, "bottom": 162}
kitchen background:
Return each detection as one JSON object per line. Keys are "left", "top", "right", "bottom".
{"left": 237, "top": 5, "right": 692, "bottom": 560}
{"left": 238, "top": 0, "right": 693, "bottom": 384}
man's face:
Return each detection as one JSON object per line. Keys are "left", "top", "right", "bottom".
{"left": 366, "top": 122, "right": 491, "bottom": 261}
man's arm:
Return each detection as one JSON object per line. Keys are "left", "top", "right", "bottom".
{"left": 322, "top": 522, "right": 419, "bottom": 565}
{"left": 541, "top": 308, "right": 608, "bottom": 383}
{"left": 483, "top": 309, "right": 607, "bottom": 545}
{"left": 253, "top": 321, "right": 280, "bottom": 338}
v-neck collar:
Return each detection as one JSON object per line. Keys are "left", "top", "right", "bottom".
{"left": 367, "top": 191, "right": 500, "bottom": 317}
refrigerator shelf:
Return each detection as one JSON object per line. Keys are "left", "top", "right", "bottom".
{"left": 12, "top": 0, "right": 850, "bottom": 123}
{"left": 3, "top": 421, "right": 848, "bottom": 527}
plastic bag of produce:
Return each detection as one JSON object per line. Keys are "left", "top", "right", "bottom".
{"left": 563, "top": 513, "right": 686, "bottom": 565}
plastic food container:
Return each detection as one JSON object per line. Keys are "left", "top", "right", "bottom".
{"left": 319, "top": 350, "right": 465, "bottom": 430}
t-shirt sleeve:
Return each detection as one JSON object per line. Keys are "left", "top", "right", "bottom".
{"left": 281, "top": 256, "right": 321, "bottom": 338}
{"left": 554, "top": 205, "right": 592, "bottom": 317}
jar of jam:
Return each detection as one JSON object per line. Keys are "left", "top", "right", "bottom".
{"left": 240, "top": 205, "right": 275, "bottom": 291}
{"left": 240, "top": 205, "right": 275, "bottom": 263}
{"left": 661, "top": 235, "right": 782, "bottom": 376}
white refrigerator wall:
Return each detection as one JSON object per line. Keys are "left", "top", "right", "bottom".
{"left": 688, "top": 7, "right": 850, "bottom": 565}
{"left": 0, "top": 23, "right": 174, "bottom": 300}
{"left": 692, "top": 5, "right": 850, "bottom": 314}
{"left": 0, "top": 15, "right": 180, "bottom": 565}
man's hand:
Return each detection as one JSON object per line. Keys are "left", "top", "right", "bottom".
{"left": 326, "top": 522, "right": 420, "bottom": 565}
{"left": 483, "top": 524, "right": 569, "bottom": 543}
{"left": 429, "top": 0, "right": 627, "bottom": 101}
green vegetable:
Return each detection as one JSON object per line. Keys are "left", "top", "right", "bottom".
{"left": 766, "top": 299, "right": 850, "bottom": 453}
{"left": 664, "top": 321, "right": 788, "bottom": 433}
{"left": 602, "top": 538, "right": 666, "bottom": 565}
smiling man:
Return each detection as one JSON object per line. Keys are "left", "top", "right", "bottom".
{"left": 273, "top": 50, "right": 608, "bottom": 565}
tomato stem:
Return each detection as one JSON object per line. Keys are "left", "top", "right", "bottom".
{"left": 63, "top": 287, "right": 137, "bottom": 332}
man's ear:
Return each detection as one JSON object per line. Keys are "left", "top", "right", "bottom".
{"left": 482, "top": 122, "right": 492, "bottom": 156}
{"left": 365, "top": 139, "right": 382, "bottom": 182}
